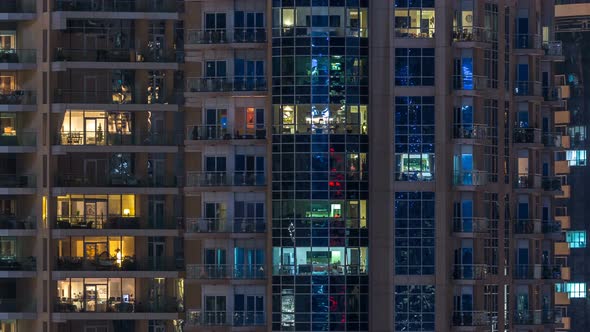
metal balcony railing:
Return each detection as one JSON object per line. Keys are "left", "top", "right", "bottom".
{"left": 514, "top": 173, "right": 541, "bottom": 189}
{"left": 54, "top": 297, "right": 182, "bottom": 313}
{"left": 0, "top": 299, "right": 36, "bottom": 312}
{"left": 53, "top": 89, "right": 183, "bottom": 105}
{"left": 55, "top": 174, "right": 178, "bottom": 187}
{"left": 186, "top": 309, "right": 265, "bottom": 327}
{"left": 272, "top": 264, "right": 367, "bottom": 276}
{"left": 453, "top": 170, "right": 488, "bottom": 186}
{"left": 514, "top": 309, "right": 562, "bottom": 325}
{"left": 452, "top": 26, "right": 494, "bottom": 43}
{"left": 0, "top": 257, "right": 35, "bottom": 271}
{"left": 54, "top": 48, "right": 178, "bottom": 63}
{"left": 513, "top": 264, "right": 563, "bottom": 279}
{"left": 452, "top": 217, "right": 489, "bottom": 233}
{"left": 0, "top": 215, "right": 35, "bottom": 229}
{"left": 452, "top": 75, "right": 488, "bottom": 91}
{"left": 55, "top": 131, "right": 181, "bottom": 146}
{"left": 514, "top": 34, "right": 542, "bottom": 49}
{"left": 542, "top": 176, "right": 563, "bottom": 192}
{"left": 513, "top": 219, "right": 542, "bottom": 234}
{"left": 56, "top": 256, "right": 183, "bottom": 271}
{"left": 186, "top": 264, "right": 266, "bottom": 279}
{"left": 186, "top": 77, "right": 267, "bottom": 92}
{"left": 55, "top": 216, "right": 182, "bottom": 230}
{"left": 542, "top": 221, "right": 562, "bottom": 233}
{"left": 543, "top": 41, "right": 563, "bottom": 56}
{"left": 453, "top": 264, "right": 490, "bottom": 280}
{"left": 514, "top": 81, "right": 542, "bottom": 96}
{"left": 186, "top": 125, "right": 266, "bottom": 141}
{"left": 513, "top": 128, "right": 541, "bottom": 144}
{"left": 0, "top": 174, "right": 35, "bottom": 188}
{"left": 0, "top": 91, "right": 35, "bottom": 105}
{"left": 0, "top": 49, "right": 35, "bottom": 64}
{"left": 185, "top": 172, "right": 266, "bottom": 187}
{"left": 0, "top": 132, "right": 35, "bottom": 146}
{"left": 542, "top": 132, "right": 565, "bottom": 148}
{"left": 53, "top": 0, "right": 180, "bottom": 12}
{"left": 185, "top": 218, "right": 265, "bottom": 233}
{"left": 186, "top": 28, "right": 267, "bottom": 44}
{"left": 452, "top": 311, "right": 492, "bottom": 326}
{"left": 0, "top": 0, "right": 35, "bottom": 13}
{"left": 452, "top": 124, "right": 489, "bottom": 140}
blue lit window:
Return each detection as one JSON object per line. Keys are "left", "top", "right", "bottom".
{"left": 394, "top": 48, "right": 435, "bottom": 86}
{"left": 566, "top": 150, "right": 587, "bottom": 166}
{"left": 556, "top": 283, "right": 587, "bottom": 298}
{"left": 566, "top": 231, "right": 586, "bottom": 248}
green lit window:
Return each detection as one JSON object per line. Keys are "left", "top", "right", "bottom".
{"left": 556, "top": 283, "right": 587, "bottom": 298}
{"left": 566, "top": 231, "right": 586, "bottom": 248}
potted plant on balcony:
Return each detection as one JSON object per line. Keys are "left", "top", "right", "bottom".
{"left": 96, "top": 123, "right": 104, "bottom": 144}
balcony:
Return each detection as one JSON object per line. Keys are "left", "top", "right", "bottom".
{"left": 513, "top": 128, "right": 542, "bottom": 145}
{"left": 53, "top": 131, "right": 180, "bottom": 151}
{"left": 513, "top": 264, "right": 563, "bottom": 280}
{"left": 0, "top": 91, "right": 36, "bottom": 112}
{"left": 452, "top": 27, "right": 494, "bottom": 47}
{"left": 452, "top": 311, "right": 492, "bottom": 327}
{"left": 542, "top": 132, "right": 567, "bottom": 149}
{"left": 53, "top": 89, "right": 181, "bottom": 108}
{"left": 54, "top": 174, "right": 178, "bottom": 196}
{"left": 0, "top": 0, "right": 36, "bottom": 20}
{"left": 186, "top": 264, "right": 265, "bottom": 280}
{"left": 513, "top": 309, "right": 562, "bottom": 325}
{"left": 513, "top": 219, "right": 555, "bottom": 235}
{"left": 185, "top": 172, "right": 266, "bottom": 188}
{"left": 452, "top": 75, "right": 489, "bottom": 95}
{"left": 514, "top": 81, "right": 542, "bottom": 99}
{"left": 51, "top": 0, "right": 181, "bottom": 27}
{"left": 452, "top": 264, "right": 490, "bottom": 280}
{"left": 0, "top": 215, "right": 36, "bottom": 236}
{"left": 542, "top": 41, "right": 565, "bottom": 61}
{"left": 0, "top": 132, "right": 35, "bottom": 153}
{"left": 452, "top": 170, "right": 488, "bottom": 187}
{"left": 54, "top": 297, "right": 182, "bottom": 314}
{"left": 452, "top": 217, "right": 489, "bottom": 235}
{"left": 186, "top": 77, "right": 267, "bottom": 94}
{"left": 543, "top": 85, "right": 570, "bottom": 106}
{"left": 186, "top": 28, "right": 267, "bottom": 46}
{"left": 0, "top": 49, "right": 36, "bottom": 70}
{"left": 53, "top": 48, "right": 180, "bottom": 71}
{"left": 185, "top": 125, "right": 266, "bottom": 149}
{"left": 56, "top": 256, "right": 183, "bottom": 272}
{"left": 542, "top": 176, "right": 563, "bottom": 193}
{"left": 186, "top": 309, "right": 265, "bottom": 328}
{"left": 514, "top": 34, "right": 542, "bottom": 51}
{"left": 54, "top": 216, "right": 181, "bottom": 236}
{"left": 514, "top": 173, "right": 541, "bottom": 190}
{"left": 0, "top": 174, "right": 35, "bottom": 194}
{"left": 272, "top": 264, "right": 367, "bottom": 276}
{"left": 185, "top": 218, "right": 265, "bottom": 234}
{"left": 452, "top": 124, "right": 490, "bottom": 144}
{"left": 0, "top": 299, "right": 36, "bottom": 319}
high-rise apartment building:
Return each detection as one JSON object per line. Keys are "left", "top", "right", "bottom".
{"left": 0, "top": 0, "right": 575, "bottom": 331}
{"left": 553, "top": 1, "right": 590, "bottom": 331}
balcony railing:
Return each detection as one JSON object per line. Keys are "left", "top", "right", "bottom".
{"left": 186, "top": 309, "right": 265, "bottom": 327}
{"left": 514, "top": 81, "right": 542, "bottom": 96}
{"left": 185, "top": 218, "right": 265, "bottom": 233}
{"left": 452, "top": 217, "right": 489, "bottom": 233}
{"left": 0, "top": 174, "right": 35, "bottom": 188}
{"left": 55, "top": 174, "right": 178, "bottom": 187}
{"left": 185, "top": 172, "right": 266, "bottom": 187}
{"left": 513, "top": 219, "right": 542, "bottom": 234}
{"left": 0, "top": 257, "right": 35, "bottom": 271}
{"left": 514, "top": 34, "right": 542, "bottom": 49}
{"left": 0, "top": 0, "right": 36, "bottom": 13}
{"left": 543, "top": 86, "right": 569, "bottom": 101}
{"left": 394, "top": 27, "right": 435, "bottom": 39}
{"left": 515, "top": 173, "right": 541, "bottom": 189}
{"left": 186, "top": 77, "right": 267, "bottom": 92}
{"left": 55, "top": 216, "right": 182, "bottom": 230}
{"left": 543, "top": 41, "right": 563, "bottom": 56}
{"left": 513, "top": 128, "right": 541, "bottom": 144}
{"left": 0, "top": 299, "right": 36, "bottom": 312}
{"left": 453, "top": 170, "right": 488, "bottom": 186}
{"left": 56, "top": 256, "right": 183, "bottom": 271}
{"left": 452, "top": 124, "right": 489, "bottom": 140}
{"left": 543, "top": 132, "right": 565, "bottom": 148}
{"left": 453, "top": 264, "right": 490, "bottom": 280}
{"left": 272, "top": 264, "right": 367, "bottom": 276}
{"left": 514, "top": 309, "right": 562, "bottom": 325}
{"left": 53, "top": 89, "right": 183, "bottom": 105}
{"left": 54, "top": 48, "right": 178, "bottom": 63}
{"left": 186, "top": 264, "right": 265, "bottom": 279}
{"left": 452, "top": 311, "right": 492, "bottom": 326}
{"left": 0, "top": 215, "right": 35, "bottom": 229}
{"left": 0, "top": 132, "right": 35, "bottom": 146}
{"left": 0, "top": 49, "right": 35, "bottom": 64}
{"left": 452, "top": 75, "right": 488, "bottom": 91}
{"left": 186, "top": 125, "right": 266, "bottom": 141}
{"left": 54, "top": 297, "right": 182, "bottom": 313}
{"left": 542, "top": 221, "right": 562, "bottom": 233}
{"left": 187, "top": 28, "right": 267, "bottom": 44}
{"left": 452, "top": 26, "right": 494, "bottom": 43}
{"left": 513, "top": 264, "right": 563, "bottom": 279}
{"left": 55, "top": 131, "right": 181, "bottom": 146}
{"left": 53, "top": 0, "right": 181, "bottom": 12}
{"left": 542, "top": 176, "right": 562, "bottom": 192}
{"left": 0, "top": 91, "right": 35, "bottom": 105}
